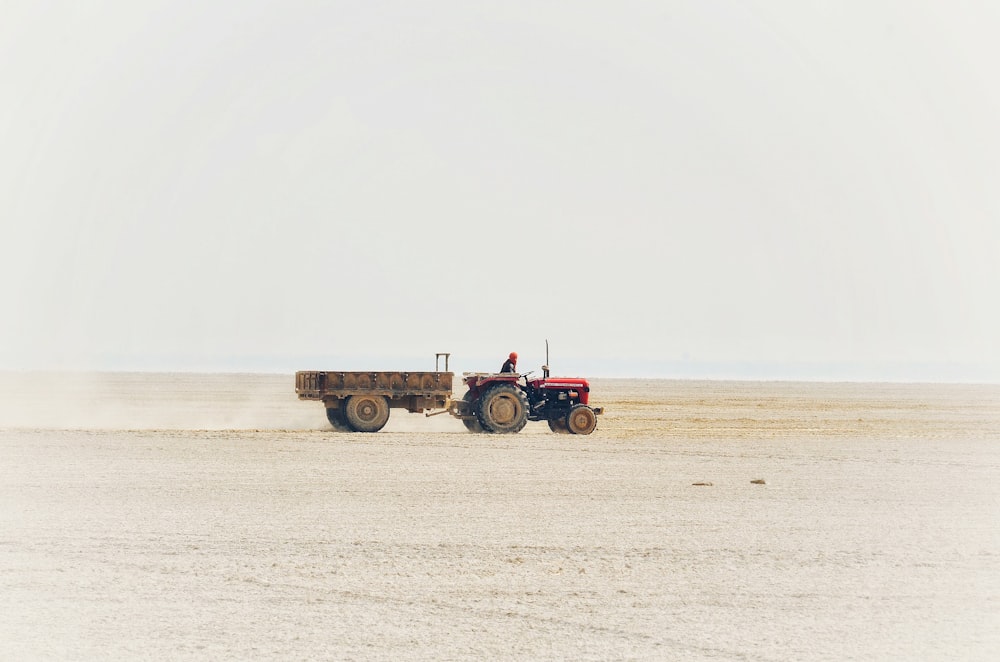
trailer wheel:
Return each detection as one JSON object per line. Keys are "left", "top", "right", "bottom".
{"left": 462, "top": 392, "right": 485, "bottom": 433}
{"left": 475, "top": 384, "right": 528, "bottom": 434}
{"left": 326, "top": 407, "right": 351, "bottom": 432}
{"left": 547, "top": 415, "right": 570, "bottom": 434}
{"left": 344, "top": 395, "right": 390, "bottom": 432}
{"left": 566, "top": 404, "right": 597, "bottom": 435}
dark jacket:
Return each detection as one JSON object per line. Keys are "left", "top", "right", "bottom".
{"left": 500, "top": 359, "right": 516, "bottom": 373}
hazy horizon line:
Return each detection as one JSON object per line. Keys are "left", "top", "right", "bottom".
{"left": 2, "top": 356, "right": 997, "bottom": 385}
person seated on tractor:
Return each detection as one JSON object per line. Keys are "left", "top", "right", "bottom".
{"left": 500, "top": 352, "right": 518, "bottom": 373}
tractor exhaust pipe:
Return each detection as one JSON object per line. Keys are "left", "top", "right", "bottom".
{"left": 543, "top": 339, "right": 550, "bottom": 378}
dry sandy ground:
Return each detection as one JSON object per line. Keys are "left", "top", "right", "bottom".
{"left": 1, "top": 374, "right": 999, "bottom": 660}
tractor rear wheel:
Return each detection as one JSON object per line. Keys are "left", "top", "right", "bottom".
{"left": 326, "top": 406, "right": 351, "bottom": 431}
{"left": 547, "top": 415, "right": 570, "bottom": 433}
{"left": 344, "top": 395, "right": 390, "bottom": 432}
{"left": 566, "top": 404, "right": 597, "bottom": 435}
{"left": 475, "top": 384, "right": 528, "bottom": 434}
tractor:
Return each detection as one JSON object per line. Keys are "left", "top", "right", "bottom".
{"left": 451, "top": 365, "right": 604, "bottom": 435}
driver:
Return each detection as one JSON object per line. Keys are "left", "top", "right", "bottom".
{"left": 500, "top": 352, "right": 518, "bottom": 373}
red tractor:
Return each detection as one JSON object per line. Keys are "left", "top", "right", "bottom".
{"left": 451, "top": 365, "right": 604, "bottom": 435}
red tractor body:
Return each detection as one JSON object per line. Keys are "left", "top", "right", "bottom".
{"left": 454, "top": 371, "right": 603, "bottom": 434}
{"left": 526, "top": 377, "right": 592, "bottom": 405}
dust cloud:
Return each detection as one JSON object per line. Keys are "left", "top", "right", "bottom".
{"left": 0, "top": 372, "right": 319, "bottom": 430}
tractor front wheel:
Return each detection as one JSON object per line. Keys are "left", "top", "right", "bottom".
{"left": 475, "top": 384, "right": 528, "bottom": 434}
{"left": 566, "top": 404, "right": 597, "bottom": 435}
{"left": 344, "top": 395, "right": 390, "bottom": 432}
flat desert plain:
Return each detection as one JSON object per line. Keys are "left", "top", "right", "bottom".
{"left": 1, "top": 374, "right": 999, "bottom": 660}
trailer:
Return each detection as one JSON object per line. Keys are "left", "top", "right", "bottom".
{"left": 295, "top": 354, "right": 453, "bottom": 432}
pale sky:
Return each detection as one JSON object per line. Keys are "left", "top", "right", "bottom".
{"left": 2, "top": 1, "right": 998, "bottom": 380}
